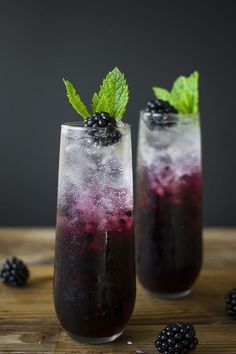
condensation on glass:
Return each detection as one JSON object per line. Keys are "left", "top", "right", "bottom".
{"left": 54, "top": 123, "right": 136, "bottom": 343}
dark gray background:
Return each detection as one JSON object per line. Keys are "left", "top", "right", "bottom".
{"left": 0, "top": 0, "right": 235, "bottom": 226}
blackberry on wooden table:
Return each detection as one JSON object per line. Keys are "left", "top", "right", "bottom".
{"left": 155, "top": 322, "right": 198, "bottom": 353}
{"left": 0, "top": 257, "right": 29, "bottom": 287}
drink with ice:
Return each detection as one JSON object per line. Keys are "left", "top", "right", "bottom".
{"left": 136, "top": 72, "right": 202, "bottom": 298}
{"left": 54, "top": 123, "right": 135, "bottom": 342}
{"left": 53, "top": 68, "right": 135, "bottom": 343}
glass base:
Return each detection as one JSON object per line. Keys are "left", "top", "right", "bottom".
{"left": 150, "top": 288, "right": 192, "bottom": 299}
{"left": 68, "top": 331, "right": 123, "bottom": 344}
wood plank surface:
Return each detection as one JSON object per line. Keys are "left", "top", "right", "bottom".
{"left": 0, "top": 228, "right": 235, "bottom": 353}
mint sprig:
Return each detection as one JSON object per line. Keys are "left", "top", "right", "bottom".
{"left": 92, "top": 67, "right": 129, "bottom": 120}
{"left": 63, "top": 67, "right": 129, "bottom": 120}
{"left": 153, "top": 71, "right": 199, "bottom": 114}
{"left": 63, "top": 79, "right": 90, "bottom": 119}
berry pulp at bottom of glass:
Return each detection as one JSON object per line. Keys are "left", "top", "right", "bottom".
{"left": 136, "top": 169, "right": 202, "bottom": 295}
{"left": 53, "top": 219, "right": 136, "bottom": 339}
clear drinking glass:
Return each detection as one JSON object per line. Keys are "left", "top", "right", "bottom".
{"left": 53, "top": 123, "right": 136, "bottom": 343}
{"left": 136, "top": 111, "right": 202, "bottom": 298}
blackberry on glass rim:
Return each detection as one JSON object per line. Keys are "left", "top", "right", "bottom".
{"left": 146, "top": 98, "right": 178, "bottom": 114}
{"left": 84, "top": 112, "right": 121, "bottom": 146}
{"left": 145, "top": 99, "right": 179, "bottom": 129}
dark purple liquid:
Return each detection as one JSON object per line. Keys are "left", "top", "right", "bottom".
{"left": 54, "top": 210, "right": 136, "bottom": 339}
{"left": 136, "top": 166, "right": 202, "bottom": 295}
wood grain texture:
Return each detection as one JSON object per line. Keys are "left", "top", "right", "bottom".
{"left": 0, "top": 228, "right": 235, "bottom": 353}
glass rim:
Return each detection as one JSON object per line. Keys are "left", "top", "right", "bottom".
{"left": 140, "top": 109, "right": 200, "bottom": 125}
{"left": 61, "top": 122, "right": 131, "bottom": 130}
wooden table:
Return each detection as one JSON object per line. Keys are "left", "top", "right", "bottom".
{"left": 0, "top": 228, "right": 235, "bottom": 353}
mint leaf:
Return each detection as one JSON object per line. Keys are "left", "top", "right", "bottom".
{"left": 95, "top": 94, "right": 110, "bottom": 113}
{"left": 171, "top": 76, "right": 192, "bottom": 113}
{"left": 171, "top": 76, "right": 191, "bottom": 113}
{"left": 153, "top": 87, "right": 172, "bottom": 103}
{"left": 171, "top": 71, "right": 199, "bottom": 114}
{"left": 93, "top": 67, "right": 129, "bottom": 119}
{"left": 91, "top": 92, "right": 99, "bottom": 112}
{"left": 63, "top": 79, "right": 90, "bottom": 119}
{"left": 187, "top": 71, "right": 199, "bottom": 114}
{"left": 152, "top": 71, "right": 199, "bottom": 114}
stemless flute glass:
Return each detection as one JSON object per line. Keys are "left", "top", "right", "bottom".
{"left": 54, "top": 123, "right": 136, "bottom": 343}
{"left": 136, "top": 111, "right": 202, "bottom": 298}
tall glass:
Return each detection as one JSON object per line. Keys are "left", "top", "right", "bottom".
{"left": 54, "top": 123, "right": 135, "bottom": 343}
{"left": 136, "top": 112, "right": 202, "bottom": 298}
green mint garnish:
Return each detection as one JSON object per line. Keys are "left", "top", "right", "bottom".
{"left": 63, "top": 79, "right": 90, "bottom": 119}
{"left": 92, "top": 92, "right": 109, "bottom": 114}
{"left": 153, "top": 71, "right": 199, "bottom": 114}
{"left": 63, "top": 67, "right": 129, "bottom": 120}
{"left": 152, "top": 87, "right": 172, "bottom": 103}
{"left": 92, "top": 67, "right": 129, "bottom": 120}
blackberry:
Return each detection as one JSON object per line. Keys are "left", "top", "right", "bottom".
{"left": 125, "top": 210, "right": 132, "bottom": 217}
{"left": 146, "top": 99, "right": 178, "bottom": 115}
{"left": 84, "top": 111, "right": 117, "bottom": 128}
{"left": 145, "top": 112, "right": 178, "bottom": 130}
{"left": 225, "top": 288, "right": 236, "bottom": 319}
{"left": 145, "top": 99, "right": 178, "bottom": 130}
{"left": 119, "top": 218, "right": 126, "bottom": 224}
{"left": 0, "top": 257, "right": 29, "bottom": 287}
{"left": 84, "top": 112, "right": 121, "bottom": 146}
{"left": 155, "top": 322, "right": 198, "bottom": 353}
